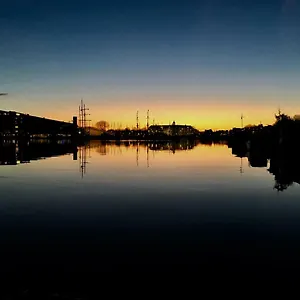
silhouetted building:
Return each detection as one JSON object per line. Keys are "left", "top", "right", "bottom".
{"left": 148, "top": 121, "right": 198, "bottom": 137}
{"left": 0, "top": 110, "right": 17, "bottom": 137}
{"left": 0, "top": 110, "right": 77, "bottom": 139}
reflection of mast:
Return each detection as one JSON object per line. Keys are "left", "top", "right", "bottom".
{"left": 79, "top": 146, "right": 88, "bottom": 178}
{"left": 240, "top": 157, "right": 244, "bottom": 174}
{"left": 147, "top": 143, "right": 149, "bottom": 168}
{"left": 136, "top": 143, "right": 139, "bottom": 167}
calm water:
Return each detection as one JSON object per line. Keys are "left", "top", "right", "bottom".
{"left": 1, "top": 141, "right": 300, "bottom": 288}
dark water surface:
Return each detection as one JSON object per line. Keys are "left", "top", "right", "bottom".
{"left": 1, "top": 141, "right": 300, "bottom": 293}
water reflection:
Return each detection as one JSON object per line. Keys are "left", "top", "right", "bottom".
{"left": 230, "top": 142, "right": 300, "bottom": 191}
{"left": 89, "top": 140, "right": 197, "bottom": 155}
{"left": 1, "top": 140, "right": 300, "bottom": 192}
{"left": 79, "top": 144, "right": 89, "bottom": 178}
{"left": 268, "top": 153, "right": 300, "bottom": 192}
{"left": 1, "top": 140, "right": 300, "bottom": 294}
{"left": 79, "top": 140, "right": 198, "bottom": 170}
{"left": 0, "top": 140, "right": 77, "bottom": 165}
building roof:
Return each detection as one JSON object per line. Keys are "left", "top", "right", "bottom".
{"left": 149, "top": 124, "right": 194, "bottom": 129}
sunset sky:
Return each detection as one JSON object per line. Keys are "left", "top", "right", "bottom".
{"left": 0, "top": 0, "right": 299, "bottom": 130}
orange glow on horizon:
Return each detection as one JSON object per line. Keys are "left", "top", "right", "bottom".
{"left": 59, "top": 103, "right": 278, "bottom": 130}
{"left": 5, "top": 95, "right": 298, "bottom": 130}
{"left": 19, "top": 105, "right": 279, "bottom": 130}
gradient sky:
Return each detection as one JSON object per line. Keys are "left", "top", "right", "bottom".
{"left": 0, "top": 0, "right": 299, "bottom": 129}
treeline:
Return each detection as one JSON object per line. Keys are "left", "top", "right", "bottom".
{"left": 200, "top": 113, "right": 300, "bottom": 148}
{"left": 222, "top": 113, "right": 300, "bottom": 192}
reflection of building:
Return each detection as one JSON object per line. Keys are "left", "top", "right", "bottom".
{"left": 0, "top": 143, "right": 18, "bottom": 165}
{"left": 99, "top": 144, "right": 107, "bottom": 155}
{"left": 0, "top": 141, "right": 77, "bottom": 165}
{"left": 149, "top": 140, "right": 195, "bottom": 153}
{"left": 148, "top": 121, "right": 198, "bottom": 137}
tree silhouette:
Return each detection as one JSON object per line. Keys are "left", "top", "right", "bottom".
{"left": 95, "top": 121, "right": 109, "bottom": 131}
{"left": 274, "top": 112, "right": 292, "bottom": 125}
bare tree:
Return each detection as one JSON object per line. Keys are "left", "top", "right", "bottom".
{"left": 95, "top": 120, "right": 109, "bottom": 131}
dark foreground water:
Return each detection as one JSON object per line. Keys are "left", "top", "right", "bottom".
{"left": 1, "top": 141, "right": 300, "bottom": 295}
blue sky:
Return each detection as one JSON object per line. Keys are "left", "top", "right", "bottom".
{"left": 0, "top": 0, "right": 299, "bottom": 128}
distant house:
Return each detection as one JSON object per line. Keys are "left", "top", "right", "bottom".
{"left": 148, "top": 121, "right": 198, "bottom": 136}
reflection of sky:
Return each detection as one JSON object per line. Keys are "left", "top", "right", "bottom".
{"left": 1, "top": 0, "right": 300, "bottom": 129}
{"left": 1, "top": 143, "right": 300, "bottom": 278}
{"left": 0, "top": 143, "right": 299, "bottom": 213}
